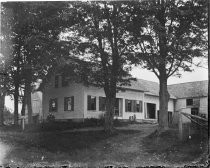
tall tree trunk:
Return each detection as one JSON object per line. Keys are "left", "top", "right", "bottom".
{"left": 0, "top": 94, "right": 5, "bottom": 126}
{"left": 21, "top": 90, "right": 26, "bottom": 116}
{"left": 14, "top": 78, "right": 19, "bottom": 125}
{"left": 0, "top": 75, "right": 6, "bottom": 126}
{"left": 25, "top": 80, "right": 32, "bottom": 124}
{"left": 158, "top": 72, "right": 169, "bottom": 130}
{"left": 104, "top": 96, "right": 116, "bottom": 134}
{"left": 25, "top": 59, "right": 33, "bottom": 124}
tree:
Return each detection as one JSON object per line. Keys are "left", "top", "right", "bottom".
{"left": 1, "top": 2, "right": 76, "bottom": 124}
{"left": 61, "top": 1, "right": 135, "bottom": 133}
{"left": 128, "top": 0, "right": 207, "bottom": 130}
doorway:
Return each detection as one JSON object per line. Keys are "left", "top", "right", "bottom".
{"left": 147, "top": 103, "right": 156, "bottom": 119}
{"left": 191, "top": 108, "right": 199, "bottom": 115}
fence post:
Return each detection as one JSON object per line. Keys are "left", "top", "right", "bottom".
{"left": 179, "top": 112, "right": 183, "bottom": 141}
{"left": 21, "top": 115, "right": 26, "bottom": 131}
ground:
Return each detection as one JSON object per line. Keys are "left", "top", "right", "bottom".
{"left": 0, "top": 123, "right": 208, "bottom": 168}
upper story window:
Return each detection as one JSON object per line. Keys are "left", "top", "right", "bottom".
{"left": 186, "top": 99, "right": 193, "bottom": 106}
{"left": 62, "top": 74, "right": 68, "bottom": 87}
{"left": 49, "top": 98, "right": 57, "bottom": 112}
{"left": 64, "top": 96, "right": 74, "bottom": 111}
{"left": 87, "top": 95, "right": 96, "bottom": 111}
{"left": 125, "top": 99, "right": 142, "bottom": 112}
{"left": 55, "top": 75, "right": 59, "bottom": 88}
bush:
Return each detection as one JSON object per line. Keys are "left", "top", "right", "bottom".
{"left": 46, "top": 113, "right": 55, "bottom": 123}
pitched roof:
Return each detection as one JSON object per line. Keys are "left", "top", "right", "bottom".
{"left": 123, "top": 79, "right": 208, "bottom": 99}
{"left": 168, "top": 80, "right": 208, "bottom": 98}
{"left": 123, "top": 79, "right": 176, "bottom": 98}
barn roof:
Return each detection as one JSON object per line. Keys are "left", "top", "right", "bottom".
{"left": 168, "top": 80, "right": 208, "bottom": 98}
{"left": 123, "top": 79, "right": 208, "bottom": 99}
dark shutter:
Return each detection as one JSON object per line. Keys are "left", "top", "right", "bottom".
{"left": 64, "top": 97, "right": 67, "bottom": 111}
{"left": 125, "top": 99, "right": 128, "bottom": 112}
{"left": 139, "top": 101, "right": 143, "bottom": 112}
{"left": 132, "top": 100, "right": 136, "bottom": 112}
{"left": 87, "top": 95, "right": 91, "bottom": 110}
{"left": 71, "top": 96, "right": 74, "bottom": 111}
{"left": 55, "top": 76, "right": 59, "bottom": 88}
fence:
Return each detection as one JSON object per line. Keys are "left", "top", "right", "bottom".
{"left": 178, "top": 111, "right": 208, "bottom": 141}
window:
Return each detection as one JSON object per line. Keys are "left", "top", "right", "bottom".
{"left": 125, "top": 99, "right": 142, "bottom": 112}
{"left": 99, "top": 97, "right": 106, "bottom": 111}
{"left": 62, "top": 74, "right": 68, "bottom": 87}
{"left": 49, "top": 98, "right": 57, "bottom": 112}
{"left": 55, "top": 75, "right": 59, "bottom": 88}
{"left": 186, "top": 99, "right": 193, "bottom": 106}
{"left": 87, "top": 95, "right": 96, "bottom": 110}
{"left": 64, "top": 96, "right": 74, "bottom": 111}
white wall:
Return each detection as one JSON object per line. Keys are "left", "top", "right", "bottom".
{"left": 83, "top": 86, "right": 145, "bottom": 120}
{"left": 42, "top": 77, "right": 85, "bottom": 120}
{"left": 175, "top": 97, "right": 207, "bottom": 114}
{"left": 173, "top": 96, "right": 208, "bottom": 124}
{"left": 199, "top": 97, "right": 208, "bottom": 116}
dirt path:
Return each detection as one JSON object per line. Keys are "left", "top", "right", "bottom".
{"left": 0, "top": 124, "right": 206, "bottom": 167}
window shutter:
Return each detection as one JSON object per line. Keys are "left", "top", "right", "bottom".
{"left": 71, "top": 96, "right": 74, "bottom": 111}
{"left": 64, "top": 98, "right": 66, "bottom": 111}
{"left": 139, "top": 101, "right": 143, "bottom": 112}
{"left": 55, "top": 99, "right": 58, "bottom": 112}
{"left": 49, "top": 99, "right": 52, "bottom": 111}
{"left": 144, "top": 102, "right": 147, "bottom": 118}
{"left": 125, "top": 99, "right": 128, "bottom": 112}
{"left": 133, "top": 100, "right": 136, "bottom": 112}
{"left": 55, "top": 76, "right": 59, "bottom": 88}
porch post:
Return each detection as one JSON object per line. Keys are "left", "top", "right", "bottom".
{"left": 143, "top": 92, "right": 145, "bottom": 119}
{"left": 122, "top": 98, "right": 125, "bottom": 119}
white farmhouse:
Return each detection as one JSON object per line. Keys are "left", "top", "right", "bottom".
{"left": 39, "top": 73, "right": 208, "bottom": 124}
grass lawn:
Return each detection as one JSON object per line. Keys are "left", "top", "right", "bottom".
{"left": 0, "top": 124, "right": 208, "bottom": 168}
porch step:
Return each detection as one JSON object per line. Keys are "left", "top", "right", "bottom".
{"left": 142, "top": 119, "right": 158, "bottom": 124}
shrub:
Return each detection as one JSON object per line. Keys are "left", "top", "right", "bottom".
{"left": 46, "top": 113, "right": 55, "bottom": 123}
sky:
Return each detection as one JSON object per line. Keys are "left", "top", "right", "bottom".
{"left": 131, "top": 65, "right": 208, "bottom": 85}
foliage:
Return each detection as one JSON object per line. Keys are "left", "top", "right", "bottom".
{"left": 46, "top": 113, "right": 55, "bottom": 123}
{"left": 128, "top": 0, "right": 207, "bottom": 78}
{"left": 126, "top": 0, "right": 208, "bottom": 129}
{"left": 59, "top": 1, "right": 138, "bottom": 133}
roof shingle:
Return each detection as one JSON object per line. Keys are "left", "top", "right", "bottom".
{"left": 168, "top": 80, "right": 208, "bottom": 98}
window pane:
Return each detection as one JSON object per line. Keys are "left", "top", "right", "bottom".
{"left": 64, "top": 97, "right": 74, "bottom": 111}
{"left": 128, "top": 100, "right": 131, "bottom": 112}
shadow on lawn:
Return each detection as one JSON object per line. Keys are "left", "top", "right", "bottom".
{"left": 0, "top": 128, "right": 141, "bottom": 158}
{"left": 142, "top": 128, "right": 208, "bottom": 164}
